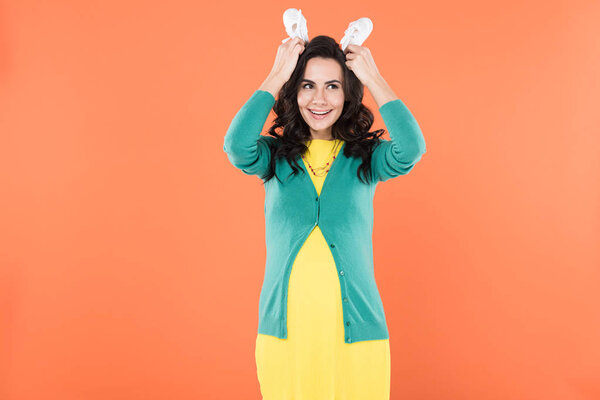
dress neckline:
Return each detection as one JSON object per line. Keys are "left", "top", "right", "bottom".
{"left": 306, "top": 138, "right": 344, "bottom": 145}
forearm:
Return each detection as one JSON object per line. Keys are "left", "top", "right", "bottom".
{"left": 367, "top": 74, "right": 425, "bottom": 156}
{"left": 258, "top": 74, "right": 287, "bottom": 99}
{"left": 369, "top": 93, "right": 427, "bottom": 181}
{"left": 365, "top": 74, "right": 398, "bottom": 109}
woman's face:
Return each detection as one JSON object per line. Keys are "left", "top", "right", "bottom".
{"left": 297, "top": 57, "right": 345, "bottom": 139}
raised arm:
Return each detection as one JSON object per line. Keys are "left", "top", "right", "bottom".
{"left": 223, "top": 89, "right": 277, "bottom": 177}
{"left": 343, "top": 45, "right": 426, "bottom": 183}
{"left": 223, "top": 37, "right": 307, "bottom": 178}
{"left": 367, "top": 75, "right": 426, "bottom": 183}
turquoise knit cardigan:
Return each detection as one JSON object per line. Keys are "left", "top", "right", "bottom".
{"left": 224, "top": 89, "right": 426, "bottom": 343}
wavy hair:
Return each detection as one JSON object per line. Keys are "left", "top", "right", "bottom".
{"left": 260, "top": 35, "right": 386, "bottom": 185}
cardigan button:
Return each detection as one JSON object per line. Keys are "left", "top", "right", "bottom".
{"left": 346, "top": 321, "right": 351, "bottom": 326}
{"left": 346, "top": 337, "right": 351, "bottom": 343}
{"left": 339, "top": 271, "right": 344, "bottom": 276}
{"left": 330, "top": 243, "right": 335, "bottom": 248}
{"left": 315, "top": 197, "right": 318, "bottom": 201}
{"left": 343, "top": 297, "right": 348, "bottom": 302}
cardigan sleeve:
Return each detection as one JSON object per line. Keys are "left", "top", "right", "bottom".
{"left": 370, "top": 98, "right": 427, "bottom": 183}
{"left": 223, "top": 89, "right": 276, "bottom": 177}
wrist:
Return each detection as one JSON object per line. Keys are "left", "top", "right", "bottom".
{"left": 259, "top": 75, "right": 285, "bottom": 97}
{"left": 365, "top": 73, "right": 384, "bottom": 89}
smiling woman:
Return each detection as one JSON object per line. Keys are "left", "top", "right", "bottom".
{"left": 224, "top": 34, "right": 426, "bottom": 400}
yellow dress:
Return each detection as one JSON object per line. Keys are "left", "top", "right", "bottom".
{"left": 255, "top": 138, "right": 391, "bottom": 400}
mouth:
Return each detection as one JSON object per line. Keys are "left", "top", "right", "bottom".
{"left": 308, "top": 109, "right": 332, "bottom": 119}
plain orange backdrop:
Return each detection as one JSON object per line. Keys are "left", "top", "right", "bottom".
{"left": 1, "top": 0, "right": 599, "bottom": 399}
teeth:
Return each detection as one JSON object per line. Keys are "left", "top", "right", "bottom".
{"left": 311, "top": 110, "right": 331, "bottom": 115}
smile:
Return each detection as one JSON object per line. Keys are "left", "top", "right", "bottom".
{"left": 309, "top": 109, "right": 332, "bottom": 119}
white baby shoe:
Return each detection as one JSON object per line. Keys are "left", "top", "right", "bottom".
{"left": 340, "top": 17, "right": 373, "bottom": 52}
{"left": 282, "top": 8, "right": 309, "bottom": 43}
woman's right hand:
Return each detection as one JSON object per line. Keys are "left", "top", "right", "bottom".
{"left": 268, "top": 37, "right": 306, "bottom": 84}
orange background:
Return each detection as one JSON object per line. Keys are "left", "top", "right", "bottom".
{"left": 1, "top": 0, "right": 599, "bottom": 399}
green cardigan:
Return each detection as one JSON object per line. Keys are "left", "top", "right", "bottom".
{"left": 223, "top": 89, "right": 426, "bottom": 343}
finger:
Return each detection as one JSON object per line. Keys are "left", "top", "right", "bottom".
{"left": 296, "top": 36, "right": 308, "bottom": 46}
{"left": 289, "top": 37, "right": 303, "bottom": 49}
{"left": 345, "top": 44, "right": 360, "bottom": 54}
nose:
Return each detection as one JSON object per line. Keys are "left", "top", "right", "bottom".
{"left": 311, "top": 88, "right": 328, "bottom": 105}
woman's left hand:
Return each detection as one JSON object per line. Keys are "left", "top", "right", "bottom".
{"left": 343, "top": 44, "right": 382, "bottom": 87}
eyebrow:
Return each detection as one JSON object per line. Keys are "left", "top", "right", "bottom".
{"left": 301, "top": 79, "right": 342, "bottom": 84}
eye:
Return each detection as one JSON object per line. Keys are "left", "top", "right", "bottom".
{"left": 302, "top": 83, "right": 339, "bottom": 89}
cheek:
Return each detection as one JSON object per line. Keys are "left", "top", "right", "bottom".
{"left": 297, "top": 93, "right": 309, "bottom": 106}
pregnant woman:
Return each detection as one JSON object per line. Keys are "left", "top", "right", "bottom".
{"left": 223, "top": 30, "right": 426, "bottom": 400}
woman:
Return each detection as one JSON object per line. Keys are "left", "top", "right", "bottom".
{"left": 223, "top": 35, "right": 426, "bottom": 400}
